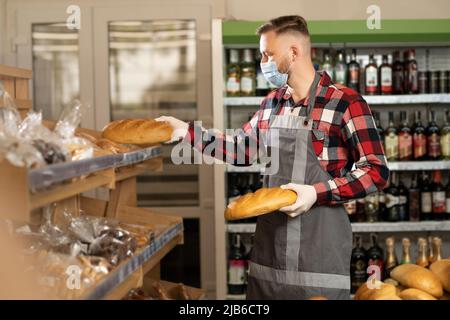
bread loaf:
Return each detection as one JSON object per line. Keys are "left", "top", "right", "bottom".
{"left": 355, "top": 281, "right": 400, "bottom": 300}
{"left": 429, "top": 259, "right": 450, "bottom": 293}
{"left": 391, "top": 264, "right": 443, "bottom": 298}
{"left": 399, "top": 288, "right": 437, "bottom": 300}
{"left": 102, "top": 119, "right": 173, "bottom": 145}
{"left": 225, "top": 187, "right": 297, "bottom": 221}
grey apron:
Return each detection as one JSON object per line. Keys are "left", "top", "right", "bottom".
{"left": 246, "top": 72, "right": 352, "bottom": 300}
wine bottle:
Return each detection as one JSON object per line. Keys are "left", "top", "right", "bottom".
{"left": 404, "top": 49, "right": 419, "bottom": 94}
{"left": 397, "top": 174, "right": 409, "bottom": 221}
{"left": 421, "top": 172, "right": 433, "bottom": 221}
{"left": 385, "top": 112, "right": 399, "bottom": 161}
{"left": 427, "top": 110, "right": 441, "bottom": 160}
{"left": 379, "top": 54, "right": 393, "bottom": 95}
{"left": 350, "top": 234, "right": 367, "bottom": 294}
{"left": 392, "top": 51, "right": 404, "bottom": 94}
{"left": 413, "top": 111, "right": 427, "bottom": 160}
{"left": 365, "top": 54, "right": 378, "bottom": 95}
{"left": 334, "top": 50, "right": 347, "bottom": 85}
{"left": 430, "top": 237, "right": 442, "bottom": 264}
{"left": 440, "top": 109, "right": 450, "bottom": 159}
{"left": 367, "top": 233, "right": 384, "bottom": 281}
{"left": 347, "top": 49, "right": 360, "bottom": 92}
{"left": 385, "top": 172, "right": 400, "bottom": 222}
{"left": 385, "top": 236, "right": 398, "bottom": 279}
{"left": 416, "top": 238, "right": 429, "bottom": 268}
{"left": 408, "top": 173, "right": 421, "bottom": 221}
{"left": 398, "top": 111, "right": 413, "bottom": 161}
{"left": 431, "top": 170, "right": 446, "bottom": 220}
{"left": 321, "top": 50, "right": 334, "bottom": 81}
{"left": 227, "top": 234, "right": 246, "bottom": 294}
{"left": 400, "top": 238, "right": 412, "bottom": 264}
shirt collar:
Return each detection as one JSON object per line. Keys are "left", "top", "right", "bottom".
{"left": 280, "top": 71, "right": 330, "bottom": 106}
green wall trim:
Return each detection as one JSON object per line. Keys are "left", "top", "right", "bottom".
{"left": 222, "top": 19, "right": 450, "bottom": 45}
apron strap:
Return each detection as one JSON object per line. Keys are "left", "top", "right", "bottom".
{"left": 305, "top": 72, "right": 321, "bottom": 120}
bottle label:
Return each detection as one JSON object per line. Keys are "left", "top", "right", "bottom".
{"left": 365, "top": 66, "right": 378, "bottom": 92}
{"left": 240, "top": 76, "right": 254, "bottom": 93}
{"left": 385, "top": 134, "right": 399, "bottom": 159}
{"left": 349, "top": 66, "right": 359, "bottom": 85}
{"left": 432, "top": 191, "right": 446, "bottom": 213}
{"left": 398, "top": 133, "right": 412, "bottom": 160}
{"left": 413, "top": 133, "right": 427, "bottom": 158}
{"left": 428, "top": 133, "right": 441, "bottom": 157}
{"left": 226, "top": 77, "right": 240, "bottom": 94}
{"left": 385, "top": 193, "right": 399, "bottom": 208}
{"left": 381, "top": 67, "right": 392, "bottom": 93}
{"left": 440, "top": 133, "right": 450, "bottom": 157}
{"left": 421, "top": 192, "right": 432, "bottom": 213}
{"left": 228, "top": 260, "right": 246, "bottom": 285}
{"left": 335, "top": 68, "right": 346, "bottom": 85}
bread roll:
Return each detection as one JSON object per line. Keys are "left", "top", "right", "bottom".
{"left": 399, "top": 288, "right": 437, "bottom": 300}
{"left": 225, "top": 187, "right": 297, "bottom": 221}
{"left": 391, "top": 264, "right": 443, "bottom": 298}
{"left": 102, "top": 119, "right": 173, "bottom": 145}
{"left": 429, "top": 259, "right": 450, "bottom": 293}
{"left": 355, "top": 281, "right": 400, "bottom": 300}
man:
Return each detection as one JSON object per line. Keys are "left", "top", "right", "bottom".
{"left": 156, "top": 15, "right": 389, "bottom": 300}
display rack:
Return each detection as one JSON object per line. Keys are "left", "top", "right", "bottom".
{"left": 0, "top": 64, "right": 189, "bottom": 300}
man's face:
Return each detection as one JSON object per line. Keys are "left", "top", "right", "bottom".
{"left": 259, "top": 31, "right": 291, "bottom": 73}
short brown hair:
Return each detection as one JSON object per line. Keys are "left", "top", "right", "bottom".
{"left": 256, "top": 15, "right": 309, "bottom": 38}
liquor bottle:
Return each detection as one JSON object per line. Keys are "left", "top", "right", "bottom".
{"left": 446, "top": 178, "right": 450, "bottom": 220}
{"left": 378, "top": 188, "right": 387, "bottom": 221}
{"left": 385, "top": 236, "right": 398, "bottom": 279}
{"left": 427, "top": 110, "right": 441, "bottom": 160}
{"left": 365, "top": 54, "right": 378, "bottom": 95}
{"left": 355, "top": 198, "right": 366, "bottom": 222}
{"left": 398, "top": 111, "right": 413, "bottom": 161}
{"left": 431, "top": 237, "right": 442, "bottom": 263}
{"left": 385, "top": 112, "right": 399, "bottom": 161}
{"left": 227, "top": 234, "right": 246, "bottom": 294}
{"left": 244, "top": 235, "right": 254, "bottom": 289}
{"left": 240, "top": 49, "right": 256, "bottom": 96}
{"left": 413, "top": 111, "right": 427, "bottom": 160}
{"left": 311, "top": 48, "right": 321, "bottom": 71}
{"left": 347, "top": 49, "right": 360, "bottom": 92}
{"left": 400, "top": 238, "right": 412, "bottom": 264}
{"left": 404, "top": 49, "right": 419, "bottom": 94}
{"left": 379, "top": 54, "right": 393, "bottom": 95}
{"left": 408, "top": 173, "right": 421, "bottom": 221}
{"left": 321, "top": 50, "right": 334, "bottom": 81}
{"left": 416, "top": 238, "right": 429, "bottom": 268}
{"left": 374, "top": 111, "right": 385, "bottom": 147}
{"left": 427, "top": 236, "right": 434, "bottom": 265}
{"left": 440, "top": 109, "right": 450, "bottom": 159}
{"left": 226, "top": 49, "right": 241, "bottom": 96}
{"left": 392, "top": 51, "right": 404, "bottom": 94}
{"left": 365, "top": 192, "right": 379, "bottom": 222}
{"left": 344, "top": 199, "right": 357, "bottom": 222}
{"left": 385, "top": 172, "right": 400, "bottom": 222}
{"left": 431, "top": 170, "right": 446, "bottom": 220}
{"left": 334, "top": 50, "right": 347, "bottom": 85}
{"left": 255, "top": 51, "right": 270, "bottom": 96}
{"left": 367, "top": 233, "right": 384, "bottom": 281}
{"left": 397, "top": 174, "right": 409, "bottom": 221}
{"left": 421, "top": 172, "right": 433, "bottom": 221}
{"left": 350, "top": 234, "right": 367, "bottom": 294}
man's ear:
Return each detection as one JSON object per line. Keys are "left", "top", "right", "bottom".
{"left": 291, "top": 46, "right": 300, "bottom": 61}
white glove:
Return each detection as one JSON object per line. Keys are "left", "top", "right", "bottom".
{"left": 155, "top": 116, "right": 189, "bottom": 144}
{"left": 279, "top": 183, "right": 317, "bottom": 218}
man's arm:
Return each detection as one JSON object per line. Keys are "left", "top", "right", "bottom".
{"left": 312, "top": 98, "right": 390, "bottom": 206}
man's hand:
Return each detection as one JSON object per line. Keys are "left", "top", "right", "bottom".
{"left": 279, "top": 183, "right": 317, "bottom": 218}
{"left": 155, "top": 116, "right": 189, "bottom": 144}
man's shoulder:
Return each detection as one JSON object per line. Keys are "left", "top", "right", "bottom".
{"left": 324, "top": 82, "right": 368, "bottom": 113}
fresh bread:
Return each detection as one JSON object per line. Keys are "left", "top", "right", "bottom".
{"left": 95, "top": 138, "right": 131, "bottom": 154}
{"left": 399, "top": 288, "right": 437, "bottom": 300}
{"left": 355, "top": 281, "right": 400, "bottom": 300}
{"left": 102, "top": 119, "right": 173, "bottom": 145}
{"left": 429, "top": 259, "right": 450, "bottom": 293}
{"left": 308, "top": 296, "right": 327, "bottom": 300}
{"left": 224, "top": 187, "right": 297, "bottom": 221}
{"left": 391, "top": 264, "right": 443, "bottom": 298}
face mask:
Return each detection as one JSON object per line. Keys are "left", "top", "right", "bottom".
{"left": 260, "top": 53, "right": 293, "bottom": 88}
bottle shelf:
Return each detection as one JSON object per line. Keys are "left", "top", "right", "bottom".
{"left": 224, "top": 94, "right": 450, "bottom": 106}
{"left": 227, "top": 221, "right": 450, "bottom": 234}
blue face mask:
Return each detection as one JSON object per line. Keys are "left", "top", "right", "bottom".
{"left": 260, "top": 54, "right": 292, "bottom": 88}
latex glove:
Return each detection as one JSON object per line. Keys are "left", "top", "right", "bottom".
{"left": 279, "top": 183, "right": 317, "bottom": 218}
{"left": 155, "top": 116, "right": 189, "bottom": 144}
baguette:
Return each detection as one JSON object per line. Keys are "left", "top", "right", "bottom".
{"left": 391, "top": 264, "right": 443, "bottom": 298}
{"left": 429, "top": 259, "right": 450, "bottom": 293}
{"left": 102, "top": 119, "right": 173, "bottom": 145}
{"left": 399, "top": 288, "right": 437, "bottom": 300}
{"left": 225, "top": 187, "right": 297, "bottom": 221}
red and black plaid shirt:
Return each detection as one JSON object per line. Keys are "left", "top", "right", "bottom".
{"left": 185, "top": 71, "right": 389, "bottom": 206}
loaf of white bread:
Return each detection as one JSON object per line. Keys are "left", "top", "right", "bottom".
{"left": 399, "top": 288, "right": 437, "bottom": 300}
{"left": 102, "top": 119, "right": 173, "bottom": 145}
{"left": 224, "top": 187, "right": 297, "bottom": 221}
{"left": 390, "top": 264, "right": 444, "bottom": 298}
{"left": 429, "top": 259, "right": 450, "bottom": 293}
{"left": 354, "top": 281, "right": 401, "bottom": 300}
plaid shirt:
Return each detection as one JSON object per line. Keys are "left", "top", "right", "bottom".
{"left": 185, "top": 71, "right": 389, "bottom": 206}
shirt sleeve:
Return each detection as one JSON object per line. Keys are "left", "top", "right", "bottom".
{"left": 312, "top": 98, "right": 390, "bottom": 206}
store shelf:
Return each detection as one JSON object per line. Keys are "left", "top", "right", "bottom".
{"left": 224, "top": 94, "right": 450, "bottom": 106}
{"left": 227, "top": 221, "right": 450, "bottom": 234}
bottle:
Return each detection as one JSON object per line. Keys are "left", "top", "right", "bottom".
{"left": 367, "top": 233, "right": 384, "bottom": 281}
{"left": 365, "top": 192, "right": 380, "bottom": 222}
{"left": 431, "top": 237, "right": 442, "bottom": 263}
{"left": 255, "top": 51, "right": 270, "bottom": 96}
{"left": 427, "top": 110, "right": 441, "bottom": 160}
{"left": 311, "top": 48, "right": 321, "bottom": 71}
{"left": 378, "top": 188, "right": 387, "bottom": 221}
{"left": 385, "top": 172, "right": 400, "bottom": 222}
{"left": 404, "top": 49, "right": 419, "bottom": 94}
{"left": 427, "top": 236, "right": 434, "bottom": 265}
{"left": 440, "top": 109, "right": 450, "bottom": 160}
{"left": 408, "top": 173, "right": 421, "bottom": 221}
{"left": 413, "top": 111, "right": 427, "bottom": 160}
{"left": 431, "top": 170, "right": 446, "bottom": 220}
{"left": 392, "top": 51, "right": 404, "bottom": 94}
{"left": 321, "top": 50, "right": 334, "bottom": 81}
{"left": 227, "top": 234, "right": 246, "bottom": 294}
{"left": 365, "top": 54, "right": 378, "bottom": 95}
{"left": 244, "top": 235, "right": 254, "bottom": 289}
{"left": 421, "top": 172, "right": 433, "bottom": 221}
{"left": 385, "top": 112, "right": 399, "bottom": 161}
{"left": 446, "top": 178, "right": 450, "bottom": 220}
{"left": 347, "top": 49, "right": 360, "bottom": 92}
{"left": 240, "top": 49, "right": 256, "bottom": 96}
{"left": 384, "top": 236, "right": 398, "bottom": 279}
{"left": 418, "top": 71, "right": 429, "bottom": 94}
{"left": 350, "top": 235, "right": 367, "bottom": 294}
{"left": 226, "top": 49, "right": 241, "bottom": 96}
{"left": 379, "top": 54, "right": 393, "bottom": 95}
{"left": 398, "top": 111, "right": 413, "bottom": 161}
{"left": 334, "top": 50, "right": 347, "bottom": 85}
{"left": 355, "top": 198, "right": 366, "bottom": 222}
{"left": 400, "top": 238, "right": 412, "bottom": 264}
{"left": 397, "top": 174, "right": 409, "bottom": 221}
{"left": 374, "top": 111, "right": 385, "bottom": 147}
{"left": 344, "top": 199, "right": 357, "bottom": 222}
{"left": 228, "top": 174, "right": 241, "bottom": 203}
{"left": 416, "top": 238, "right": 429, "bottom": 268}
